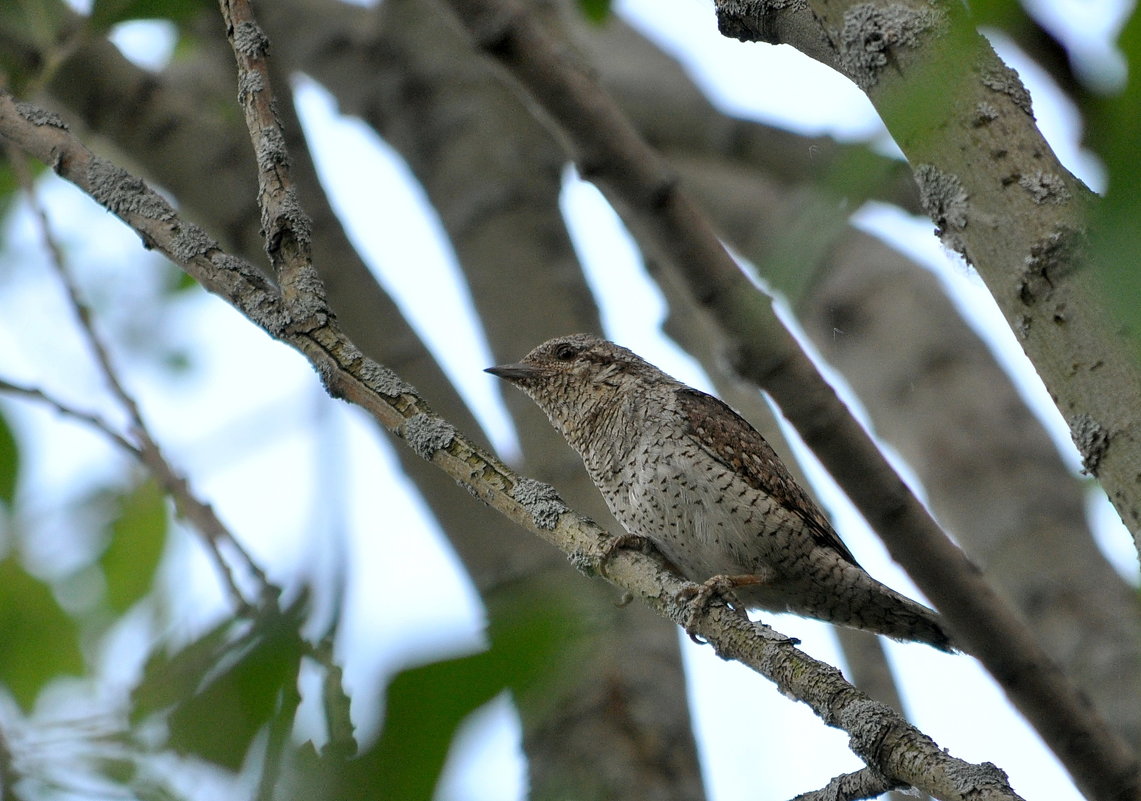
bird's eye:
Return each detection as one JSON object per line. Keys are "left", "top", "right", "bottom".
{"left": 554, "top": 343, "right": 578, "bottom": 361}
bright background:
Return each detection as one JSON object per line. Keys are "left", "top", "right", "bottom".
{"left": 0, "top": 0, "right": 1135, "bottom": 799}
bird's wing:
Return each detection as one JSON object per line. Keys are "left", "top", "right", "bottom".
{"left": 675, "top": 387, "right": 861, "bottom": 567}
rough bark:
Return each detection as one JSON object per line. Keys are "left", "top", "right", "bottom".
{"left": 715, "top": 0, "right": 1141, "bottom": 547}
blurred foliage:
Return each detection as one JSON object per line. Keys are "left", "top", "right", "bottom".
{"left": 1089, "top": 12, "right": 1141, "bottom": 352}
{"left": 101, "top": 478, "right": 168, "bottom": 613}
{"left": 89, "top": 0, "right": 211, "bottom": 30}
{"left": 0, "top": 411, "right": 19, "bottom": 508}
{"left": 576, "top": 0, "right": 612, "bottom": 24}
{"left": 138, "top": 597, "right": 308, "bottom": 772}
{"left": 0, "top": 159, "right": 23, "bottom": 223}
{"left": 0, "top": 556, "right": 85, "bottom": 711}
{"left": 369, "top": 593, "right": 580, "bottom": 800}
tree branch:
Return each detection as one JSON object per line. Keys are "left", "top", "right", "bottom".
{"left": 0, "top": 91, "right": 1026, "bottom": 801}
{"left": 790, "top": 767, "right": 899, "bottom": 801}
{"left": 216, "top": 0, "right": 325, "bottom": 326}
{"left": 713, "top": 0, "right": 1141, "bottom": 550}
{"left": 423, "top": 2, "right": 1141, "bottom": 799}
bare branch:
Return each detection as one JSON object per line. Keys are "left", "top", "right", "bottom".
{"left": 0, "top": 92, "right": 1026, "bottom": 801}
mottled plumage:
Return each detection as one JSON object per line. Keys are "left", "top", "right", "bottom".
{"left": 487, "top": 334, "right": 952, "bottom": 651}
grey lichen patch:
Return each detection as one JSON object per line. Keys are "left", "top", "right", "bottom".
{"left": 837, "top": 696, "right": 892, "bottom": 741}
{"left": 15, "top": 101, "right": 67, "bottom": 129}
{"left": 1015, "top": 314, "right": 1031, "bottom": 339}
{"left": 511, "top": 477, "right": 569, "bottom": 530}
{"left": 402, "top": 413, "right": 456, "bottom": 460}
{"left": 211, "top": 252, "right": 289, "bottom": 333}
{"left": 1019, "top": 171, "right": 1071, "bottom": 204}
{"left": 838, "top": 3, "right": 944, "bottom": 90}
{"left": 170, "top": 223, "right": 217, "bottom": 261}
{"left": 981, "top": 62, "right": 1034, "bottom": 117}
{"left": 274, "top": 187, "right": 311, "bottom": 244}
{"left": 1018, "top": 227, "right": 1082, "bottom": 305}
{"left": 233, "top": 20, "right": 270, "bottom": 57}
{"left": 256, "top": 127, "right": 288, "bottom": 172}
{"left": 314, "top": 357, "right": 342, "bottom": 400}
{"left": 87, "top": 156, "right": 176, "bottom": 222}
{"left": 972, "top": 101, "right": 999, "bottom": 126}
{"left": 360, "top": 359, "right": 415, "bottom": 398}
{"left": 948, "top": 761, "right": 1011, "bottom": 794}
{"left": 568, "top": 549, "right": 599, "bottom": 577}
{"left": 238, "top": 71, "right": 264, "bottom": 102}
{"left": 1072, "top": 413, "right": 1110, "bottom": 476}
{"left": 914, "top": 164, "right": 968, "bottom": 252}
{"left": 281, "top": 265, "right": 328, "bottom": 327}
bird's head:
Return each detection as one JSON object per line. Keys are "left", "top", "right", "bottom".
{"left": 486, "top": 334, "right": 662, "bottom": 434}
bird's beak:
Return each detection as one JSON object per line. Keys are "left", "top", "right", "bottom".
{"left": 485, "top": 363, "right": 540, "bottom": 381}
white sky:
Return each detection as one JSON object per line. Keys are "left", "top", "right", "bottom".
{"left": 1, "top": 2, "right": 1136, "bottom": 800}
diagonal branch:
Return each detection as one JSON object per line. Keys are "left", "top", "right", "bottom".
{"left": 420, "top": 1, "right": 1140, "bottom": 799}
{"left": 0, "top": 91, "right": 1025, "bottom": 801}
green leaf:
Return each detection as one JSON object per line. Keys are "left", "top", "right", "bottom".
{"left": 165, "top": 601, "right": 307, "bottom": 771}
{"left": 576, "top": 0, "right": 612, "bottom": 23}
{"left": 1089, "top": 11, "right": 1141, "bottom": 349}
{"left": 0, "top": 159, "right": 23, "bottom": 222}
{"left": 132, "top": 616, "right": 237, "bottom": 721}
{"left": 101, "top": 479, "right": 168, "bottom": 613}
{"left": 89, "top": 0, "right": 211, "bottom": 29}
{"left": 0, "top": 411, "right": 19, "bottom": 508}
{"left": 0, "top": 557, "right": 84, "bottom": 710}
{"left": 355, "top": 593, "right": 580, "bottom": 801}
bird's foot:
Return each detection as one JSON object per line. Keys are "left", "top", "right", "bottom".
{"left": 678, "top": 572, "right": 769, "bottom": 642}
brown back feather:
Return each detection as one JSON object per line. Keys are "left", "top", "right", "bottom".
{"left": 676, "top": 388, "right": 860, "bottom": 566}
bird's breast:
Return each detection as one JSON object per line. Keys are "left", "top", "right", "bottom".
{"left": 591, "top": 437, "right": 804, "bottom": 582}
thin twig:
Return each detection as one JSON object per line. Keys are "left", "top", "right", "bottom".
{"left": 0, "top": 719, "right": 20, "bottom": 801}
{"left": 5, "top": 145, "right": 261, "bottom": 612}
{"left": 6, "top": 95, "right": 357, "bottom": 763}
{"left": 0, "top": 378, "right": 137, "bottom": 456}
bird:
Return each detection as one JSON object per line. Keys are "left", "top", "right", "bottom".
{"left": 486, "top": 333, "right": 953, "bottom": 651}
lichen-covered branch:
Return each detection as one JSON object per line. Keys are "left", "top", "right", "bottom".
{"left": 216, "top": 0, "right": 326, "bottom": 325}
{"left": 0, "top": 91, "right": 1026, "bottom": 801}
{"left": 714, "top": 0, "right": 1141, "bottom": 554}
{"left": 789, "top": 767, "right": 899, "bottom": 801}
{"left": 423, "top": 1, "right": 1141, "bottom": 798}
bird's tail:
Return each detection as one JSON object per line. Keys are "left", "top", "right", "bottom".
{"left": 795, "top": 569, "right": 956, "bottom": 652}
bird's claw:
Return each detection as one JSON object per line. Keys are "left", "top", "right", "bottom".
{"left": 678, "top": 574, "right": 757, "bottom": 641}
